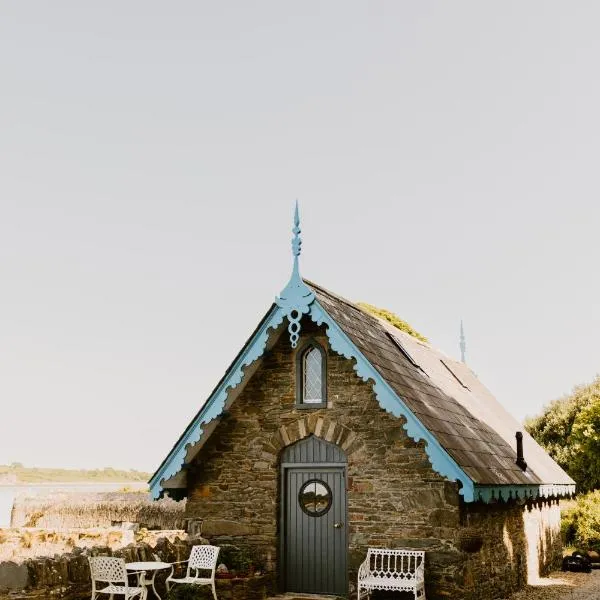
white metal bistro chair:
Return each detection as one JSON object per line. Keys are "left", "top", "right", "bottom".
{"left": 88, "top": 556, "right": 147, "bottom": 600}
{"left": 165, "top": 545, "right": 220, "bottom": 600}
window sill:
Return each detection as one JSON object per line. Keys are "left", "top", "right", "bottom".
{"left": 295, "top": 402, "right": 327, "bottom": 410}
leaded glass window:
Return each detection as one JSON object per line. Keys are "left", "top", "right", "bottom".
{"left": 303, "top": 346, "right": 323, "bottom": 404}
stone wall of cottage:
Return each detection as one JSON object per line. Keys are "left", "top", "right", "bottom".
{"left": 459, "top": 499, "right": 562, "bottom": 599}
{"left": 185, "top": 321, "right": 562, "bottom": 599}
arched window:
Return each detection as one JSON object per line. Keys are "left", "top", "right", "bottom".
{"left": 296, "top": 341, "right": 327, "bottom": 407}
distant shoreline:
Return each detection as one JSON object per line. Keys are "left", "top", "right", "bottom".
{"left": 0, "top": 481, "right": 148, "bottom": 488}
{"left": 0, "top": 466, "right": 150, "bottom": 487}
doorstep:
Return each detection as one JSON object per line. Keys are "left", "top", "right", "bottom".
{"left": 268, "top": 594, "right": 345, "bottom": 600}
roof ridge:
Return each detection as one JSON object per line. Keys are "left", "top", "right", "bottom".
{"left": 303, "top": 279, "right": 366, "bottom": 314}
{"left": 304, "top": 279, "right": 436, "bottom": 352}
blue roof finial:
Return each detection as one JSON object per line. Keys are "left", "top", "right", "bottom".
{"left": 292, "top": 199, "right": 301, "bottom": 257}
{"left": 276, "top": 201, "right": 315, "bottom": 347}
{"left": 460, "top": 319, "right": 466, "bottom": 363}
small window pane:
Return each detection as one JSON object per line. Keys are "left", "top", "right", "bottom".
{"left": 299, "top": 480, "right": 331, "bottom": 516}
{"left": 303, "top": 347, "right": 322, "bottom": 403}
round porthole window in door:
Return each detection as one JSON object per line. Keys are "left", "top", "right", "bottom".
{"left": 298, "top": 479, "right": 332, "bottom": 516}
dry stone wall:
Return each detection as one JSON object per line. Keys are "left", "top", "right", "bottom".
{"left": 0, "top": 528, "right": 185, "bottom": 563}
{"left": 0, "top": 536, "right": 193, "bottom": 600}
{"left": 185, "top": 321, "right": 564, "bottom": 600}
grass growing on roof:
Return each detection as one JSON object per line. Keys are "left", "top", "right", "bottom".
{"left": 358, "top": 303, "right": 428, "bottom": 343}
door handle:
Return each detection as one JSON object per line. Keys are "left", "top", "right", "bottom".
{"left": 333, "top": 522, "right": 344, "bottom": 529}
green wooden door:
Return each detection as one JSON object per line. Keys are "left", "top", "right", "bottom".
{"left": 281, "top": 436, "right": 347, "bottom": 596}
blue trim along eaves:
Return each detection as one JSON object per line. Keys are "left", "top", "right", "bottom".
{"left": 149, "top": 305, "right": 286, "bottom": 499}
{"left": 309, "top": 300, "right": 476, "bottom": 502}
{"left": 474, "top": 483, "right": 576, "bottom": 504}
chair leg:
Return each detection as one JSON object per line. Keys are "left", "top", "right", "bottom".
{"left": 357, "top": 584, "right": 366, "bottom": 600}
{"left": 212, "top": 581, "right": 218, "bottom": 600}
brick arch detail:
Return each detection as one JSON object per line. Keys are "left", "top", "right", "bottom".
{"left": 262, "top": 414, "right": 363, "bottom": 459}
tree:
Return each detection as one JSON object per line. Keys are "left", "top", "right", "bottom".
{"left": 525, "top": 376, "right": 600, "bottom": 492}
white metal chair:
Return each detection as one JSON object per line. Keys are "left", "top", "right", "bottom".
{"left": 166, "top": 545, "right": 220, "bottom": 600}
{"left": 88, "top": 556, "right": 147, "bottom": 600}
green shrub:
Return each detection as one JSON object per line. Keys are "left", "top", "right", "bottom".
{"left": 218, "top": 544, "right": 264, "bottom": 575}
{"left": 561, "top": 490, "right": 600, "bottom": 550}
{"left": 166, "top": 545, "right": 265, "bottom": 599}
{"left": 167, "top": 584, "right": 211, "bottom": 600}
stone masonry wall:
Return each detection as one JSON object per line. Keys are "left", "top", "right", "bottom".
{"left": 0, "top": 528, "right": 185, "bottom": 563}
{"left": 0, "top": 535, "right": 276, "bottom": 600}
{"left": 185, "top": 320, "right": 563, "bottom": 599}
{"left": 459, "top": 499, "right": 562, "bottom": 598}
{"left": 0, "top": 536, "right": 192, "bottom": 600}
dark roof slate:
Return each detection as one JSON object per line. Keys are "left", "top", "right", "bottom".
{"left": 307, "top": 280, "right": 573, "bottom": 487}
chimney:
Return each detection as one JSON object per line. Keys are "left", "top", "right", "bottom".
{"left": 516, "top": 431, "right": 527, "bottom": 471}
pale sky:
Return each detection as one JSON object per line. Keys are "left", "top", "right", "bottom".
{"left": 1, "top": 2, "right": 599, "bottom": 472}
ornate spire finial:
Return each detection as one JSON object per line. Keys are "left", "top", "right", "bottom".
{"left": 292, "top": 199, "right": 301, "bottom": 257}
{"left": 460, "top": 319, "right": 466, "bottom": 363}
{"left": 276, "top": 201, "right": 315, "bottom": 347}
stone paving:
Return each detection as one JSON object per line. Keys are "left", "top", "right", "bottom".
{"left": 267, "top": 571, "right": 600, "bottom": 600}
{"left": 501, "top": 568, "right": 600, "bottom": 600}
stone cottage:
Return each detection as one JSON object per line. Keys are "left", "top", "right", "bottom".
{"left": 150, "top": 207, "right": 574, "bottom": 599}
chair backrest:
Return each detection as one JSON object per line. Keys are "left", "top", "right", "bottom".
{"left": 88, "top": 556, "right": 127, "bottom": 584}
{"left": 366, "top": 548, "right": 425, "bottom": 578}
{"left": 188, "top": 545, "right": 220, "bottom": 573}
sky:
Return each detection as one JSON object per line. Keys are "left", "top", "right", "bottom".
{"left": 1, "top": 2, "right": 599, "bottom": 472}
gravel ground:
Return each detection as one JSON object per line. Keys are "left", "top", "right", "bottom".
{"left": 501, "top": 569, "right": 600, "bottom": 600}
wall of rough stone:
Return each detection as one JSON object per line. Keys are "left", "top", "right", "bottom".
{"left": 184, "top": 322, "right": 563, "bottom": 599}
{"left": 0, "top": 536, "right": 193, "bottom": 600}
{"left": 186, "top": 323, "right": 461, "bottom": 598}
{"left": 458, "top": 499, "right": 562, "bottom": 599}
{"left": 523, "top": 499, "right": 563, "bottom": 582}
{"left": 0, "top": 528, "right": 185, "bottom": 563}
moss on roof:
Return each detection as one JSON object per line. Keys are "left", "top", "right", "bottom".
{"left": 357, "top": 302, "right": 428, "bottom": 343}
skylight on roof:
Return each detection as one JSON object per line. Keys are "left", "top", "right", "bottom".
{"left": 440, "top": 359, "right": 470, "bottom": 390}
{"left": 386, "top": 332, "right": 428, "bottom": 376}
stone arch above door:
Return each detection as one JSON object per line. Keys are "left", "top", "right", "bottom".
{"left": 262, "top": 414, "right": 363, "bottom": 459}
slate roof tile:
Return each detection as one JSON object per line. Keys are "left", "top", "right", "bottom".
{"left": 307, "top": 280, "right": 574, "bottom": 487}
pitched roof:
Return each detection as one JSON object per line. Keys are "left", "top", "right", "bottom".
{"left": 149, "top": 278, "right": 574, "bottom": 501}
{"left": 308, "top": 280, "right": 574, "bottom": 488}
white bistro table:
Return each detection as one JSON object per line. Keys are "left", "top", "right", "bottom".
{"left": 126, "top": 561, "right": 171, "bottom": 600}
